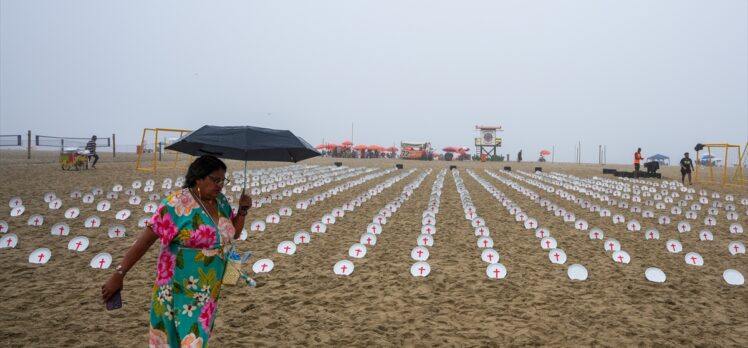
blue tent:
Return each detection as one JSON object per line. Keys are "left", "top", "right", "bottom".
{"left": 646, "top": 154, "right": 670, "bottom": 165}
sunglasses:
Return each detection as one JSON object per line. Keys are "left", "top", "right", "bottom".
{"left": 206, "top": 175, "right": 230, "bottom": 186}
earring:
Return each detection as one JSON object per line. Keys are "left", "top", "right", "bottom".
{"left": 198, "top": 187, "right": 202, "bottom": 201}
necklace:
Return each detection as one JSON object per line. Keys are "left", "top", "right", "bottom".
{"left": 190, "top": 188, "right": 217, "bottom": 225}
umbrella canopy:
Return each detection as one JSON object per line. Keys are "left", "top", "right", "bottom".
{"left": 315, "top": 144, "right": 326, "bottom": 150}
{"left": 387, "top": 146, "right": 399, "bottom": 152}
{"left": 352, "top": 144, "right": 368, "bottom": 151}
{"left": 647, "top": 154, "right": 669, "bottom": 161}
{"left": 166, "top": 125, "right": 321, "bottom": 162}
{"left": 341, "top": 140, "right": 353, "bottom": 147}
{"left": 540, "top": 149, "right": 551, "bottom": 156}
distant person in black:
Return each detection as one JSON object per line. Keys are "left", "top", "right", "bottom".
{"left": 680, "top": 152, "right": 694, "bottom": 185}
{"left": 517, "top": 150, "right": 522, "bottom": 163}
{"left": 86, "top": 135, "right": 99, "bottom": 168}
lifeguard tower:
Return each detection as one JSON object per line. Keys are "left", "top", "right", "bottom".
{"left": 474, "top": 125, "right": 503, "bottom": 161}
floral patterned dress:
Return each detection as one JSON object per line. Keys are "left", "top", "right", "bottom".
{"left": 148, "top": 189, "right": 236, "bottom": 348}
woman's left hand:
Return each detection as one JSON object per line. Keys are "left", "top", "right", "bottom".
{"left": 238, "top": 194, "right": 251, "bottom": 211}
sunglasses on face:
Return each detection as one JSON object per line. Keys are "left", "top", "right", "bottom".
{"left": 206, "top": 175, "right": 230, "bottom": 186}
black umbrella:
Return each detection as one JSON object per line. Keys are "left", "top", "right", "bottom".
{"left": 166, "top": 125, "right": 321, "bottom": 192}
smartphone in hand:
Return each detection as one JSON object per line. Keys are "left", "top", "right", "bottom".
{"left": 106, "top": 290, "right": 122, "bottom": 310}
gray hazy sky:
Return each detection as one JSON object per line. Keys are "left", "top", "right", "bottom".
{"left": 1, "top": 0, "right": 747, "bottom": 164}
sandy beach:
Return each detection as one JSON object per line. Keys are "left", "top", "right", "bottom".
{"left": 0, "top": 151, "right": 746, "bottom": 347}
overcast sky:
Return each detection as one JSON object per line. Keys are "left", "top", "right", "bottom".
{"left": 1, "top": 0, "right": 746, "bottom": 164}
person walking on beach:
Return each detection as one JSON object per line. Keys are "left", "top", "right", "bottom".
{"left": 86, "top": 135, "right": 99, "bottom": 168}
{"left": 633, "top": 148, "right": 643, "bottom": 178}
{"left": 101, "top": 155, "right": 252, "bottom": 347}
{"left": 680, "top": 152, "right": 695, "bottom": 185}
{"left": 517, "top": 150, "right": 522, "bottom": 163}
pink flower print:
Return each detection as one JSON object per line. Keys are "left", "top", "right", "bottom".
{"left": 217, "top": 217, "right": 235, "bottom": 245}
{"left": 198, "top": 298, "right": 217, "bottom": 333}
{"left": 156, "top": 249, "right": 177, "bottom": 286}
{"left": 169, "top": 190, "right": 199, "bottom": 217}
{"left": 151, "top": 205, "right": 178, "bottom": 246}
{"left": 186, "top": 224, "right": 217, "bottom": 249}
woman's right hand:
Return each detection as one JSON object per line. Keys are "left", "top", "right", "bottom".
{"left": 101, "top": 273, "right": 124, "bottom": 302}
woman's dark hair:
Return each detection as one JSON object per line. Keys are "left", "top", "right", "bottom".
{"left": 183, "top": 155, "right": 227, "bottom": 188}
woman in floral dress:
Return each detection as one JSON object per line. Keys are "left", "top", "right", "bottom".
{"left": 102, "top": 156, "right": 251, "bottom": 347}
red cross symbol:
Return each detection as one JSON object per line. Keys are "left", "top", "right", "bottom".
{"left": 121, "top": 212, "right": 127, "bottom": 218}
{"left": 261, "top": 263, "right": 268, "bottom": 272}
{"left": 284, "top": 245, "right": 292, "bottom": 254}
{"left": 299, "top": 235, "right": 306, "bottom": 243}
{"left": 271, "top": 216, "right": 277, "bottom": 223}
{"left": 378, "top": 217, "right": 383, "bottom": 223}
{"left": 418, "top": 266, "right": 426, "bottom": 275}
{"left": 416, "top": 249, "right": 424, "bottom": 258}
{"left": 734, "top": 245, "right": 741, "bottom": 253}
{"left": 98, "top": 258, "right": 106, "bottom": 268}
{"left": 315, "top": 225, "right": 321, "bottom": 232}
{"left": 14, "top": 200, "right": 19, "bottom": 205}
{"left": 648, "top": 232, "right": 654, "bottom": 239}
{"left": 608, "top": 242, "right": 615, "bottom": 251}
{"left": 426, "top": 227, "right": 431, "bottom": 234}
{"left": 617, "top": 255, "right": 624, "bottom": 263}
{"left": 594, "top": 232, "right": 600, "bottom": 239}
{"left": 69, "top": 211, "right": 75, "bottom": 217}
{"left": 325, "top": 217, "right": 330, "bottom": 224}
{"left": 690, "top": 256, "right": 698, "bottom": 264}
{"left": 101, "top": 204, "right": 106, "bottom": 210}
{"left": 479, "top": 228, "right": 485, "bottom": 236}
{"left": 540, "top": 231, "right": 545, "bottom": 238}
{"left": 578, "top": 222, "right": 584, "bottom": 229}
{"left": 487, "top": 253, "right": 494, "bottom": 262}
{"left": 75, "top": 241, "right": 82, "bottom": 250}
{"left": 702, "top": 233, "right": 708, "bottom": 240}
{"left": 0, "top": 225, "right": 4, "bottom": 232}
{"left": 616, "top": 216, "right": 622, "bottom": 222}
{"left": 340, "top": 264, "right": 348, "bottom": 273}
{"left": 681, "top": 225, "right": 686, "bottom": 232}
{"left": 6, "top": 238, "right": 12, "bottom": 247}
{"left": 366, "top": 237, "right": 372, "bottom": 245}
{"left": 553, "top": 253, "right": 560, "bottom": 261}
{"left": 336, "top": 211, "right": 341, "bottom": 217}
{"left": 528, "top": 221, "right": 535, "bottom": 228}
{"left": 52, "top": 202, "right": 58, "bottom": 208}
{"left": 670, "top": 243, "right": 677, "bottom": 251}
{"left": 545, "top": 240, "right": 552, "bottom": 248}
{"left": 371, "top": 226, "right": 377, "bottom": 233}
{"left": 255, "top": 223, "right": 262, "bottom": 230}
{"left": 114, "top": 228, "right": 121, "bottom": 236}
{"left": 483, "top": 239, "right": 489, "bottom": 247}
{"left": 493, "top": 268, "right": 501, "bottom": 278}
{"left": 566, "top": 214, "right": 572, "bottom": 220}
{"left": 469, "top": 212, "right": 473, "bottom": 219}
{"left": 734, "top": 226, "right": 740, "bottom": 233}
{"left": 707, "top": 218, "right": 713, "bottom": 224}
{"left": 37, "top": 253, "right": 45, "bottom": 262}
{"left": 33, "top": 218, "right": 40, "bottom": 226}
{"left": 58, "top": 226, "right": 66, "bottom": 235}
{"left": 422, "top": 237, "right": 429, "bottom": 245}
{"left": 147, "top": 204, "right": 153, "bottom": 210}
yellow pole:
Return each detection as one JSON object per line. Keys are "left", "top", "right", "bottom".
{"left": 152, "top": 128, "right": 159, "bottom": 172}
{"left": 136, "top": 128, "right": 148, "bottom": 171}
{"left": 694, "top": 149, "right": 700, "bottom": 182}
{"left": 723, "top": 145, "right": 728, "bottom": 186}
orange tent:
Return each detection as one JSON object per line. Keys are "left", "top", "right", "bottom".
{"left": 341, "top": 140, "right": 353, "bottom": 147}
{"left": 352, "top": 144, "right": 367, "bottom": 151}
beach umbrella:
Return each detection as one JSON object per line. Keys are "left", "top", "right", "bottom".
{"left": 324, "top": 143, "right": 338, "bottom": 150}
{"left": 442, "top": 147, "right": 458, "bottom": 153}
{"left": 315, "top": 144, "right": 326, "bottom": 150}
{"left": 166, "top": 125, "right": 321, "bottom": 193}
{"left": 352, "top": 144, "right": 368, "bottom": 151}
{"left": 341, "top": 140, "right": 353, "bottom": 147}
{"left": 540, "top": 149, "right": 551, "bottom": 156}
